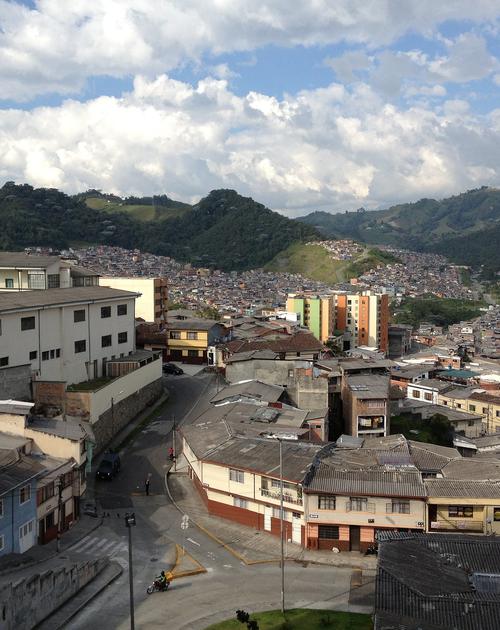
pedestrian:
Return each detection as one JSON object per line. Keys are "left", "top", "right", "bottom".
{"left": 145, "top": 475, "right": 151, "bottom": 496}
{"left": 168, "top": 446, "right": 174, "bottom": 461}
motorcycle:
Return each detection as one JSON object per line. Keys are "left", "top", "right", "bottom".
{"left": 147, "top": 579, "right": 171, "bottom": 594}
{"left": 365, "top": 544, "right": 378, "bottom": 556}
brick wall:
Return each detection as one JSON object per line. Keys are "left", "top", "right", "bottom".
{"left": 33, "top": 381, "right": 66, "bottom": 409}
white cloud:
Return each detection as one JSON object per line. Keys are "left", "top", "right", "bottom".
{"left": 0, "top": 0, "right": 499, "bottom": 99}
{"left": 1, "top": 74, "right": 499, "bottom": 214}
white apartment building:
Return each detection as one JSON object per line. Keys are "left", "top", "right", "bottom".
{"left": 101, "top": 277, "right": 168, "bottom": 323}
{"left": 0, "top": 286, "right": 139, "bottom": 386}
{"left": 0, "top": 252, "right": 100, "bottom": 291}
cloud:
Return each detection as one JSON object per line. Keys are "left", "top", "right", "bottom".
{"left": 0, "top": 0, "right": 499, "bottom": 100}
{"left": 0, "top": 74, "right": 498, "bottom": 214}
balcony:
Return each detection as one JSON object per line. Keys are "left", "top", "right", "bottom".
{"left": 345, "top": 501, "right": 375, "bottom": 513}
{"left": 260, "top": 488, "right": 303, "bottom": 506}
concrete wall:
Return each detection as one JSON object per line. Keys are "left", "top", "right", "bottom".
{"left": 101, "top": 277, "right": 157, "bottom": 322}
{"left": 0, "top": 557, "right": 108, "bottom": 630}
{"left": 0, "top": 365, "right": 32, "bottom": 401}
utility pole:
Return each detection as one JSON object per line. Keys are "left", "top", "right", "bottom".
{"left": 172, "top": 415, "right": 177, "bottom": 472}
{"left": 125, "top": 513, "right": 136, "bottom": 630}
{"left": 56, "top": 474, "right": 63, "bottom": 553}
{"left": 279, "top": 438, "right": 285, "bottom": 615}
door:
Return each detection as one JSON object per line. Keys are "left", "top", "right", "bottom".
{"left": 264, "top": 506, "right": 272, "bottom": 531}
{"left": 38, "top": 518, "right": 45, "bottom": 545}
{"left": 292, "top": 513, "right": 302, "bottom": 545}
{"left": 19, "top": 519, "right": 35, "bottom": 553}
{"left": 349, "top": 525, "right": 360, "bottom": 552}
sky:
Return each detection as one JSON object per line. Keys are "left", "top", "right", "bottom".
{"left": 0, "top": 1, "right": 499, "bottom": 216}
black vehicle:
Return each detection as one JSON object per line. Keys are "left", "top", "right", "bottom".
{"left": 162, "top": 363, "right": 184, "bottom": 375}
{"left": 95, "top": 452, "right": 121, "bottom": 480}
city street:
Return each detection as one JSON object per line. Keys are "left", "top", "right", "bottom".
{"left": 67, "top": 370, "right": 366, "bottom": 629}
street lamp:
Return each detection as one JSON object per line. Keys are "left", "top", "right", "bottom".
{"left": 278, "top": 437, "right": 285, "bottom": 615}
{"left": 124, "top": 512, "right": 136, "bottom": 630}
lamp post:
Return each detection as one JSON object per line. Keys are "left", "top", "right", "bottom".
{"left": 125, "top": 512, "right": 136, "bottom": 630}
{"left": 278, "top": 437, "right": 285, "bottom": 615}
{"left": 172, "top": 414, "right": 177, "bottom": 472}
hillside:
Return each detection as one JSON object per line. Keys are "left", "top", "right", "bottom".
{"left": 0, "top": 183, "right": 318, "bottom": 271}
{"left": 82, "top": 193, "right": 192, "bottom": 222}
{"left": 265, "top": 242, "right": 398, "bottom": 285}
{"left": 297, "top": 187, "right": 500, "bottom": 271}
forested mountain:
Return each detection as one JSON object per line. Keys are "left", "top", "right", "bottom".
{"left": 0, "top": 183, "right": 318, "bottom": 271}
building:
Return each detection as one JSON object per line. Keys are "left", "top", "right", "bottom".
{"left": 286, "top": 291, "right": 389, "bottom": 353}
{"left": 387, "top": 324, "right": 412, "bottom": 358}
{"left": 0, "top": 252, "right": 99, "bottom": 291}
{"left": 0, "top": 286, "right": 139, "bottom": 390}
{"left": 101, "top": 277, "right": 168, "bottom": 323}
{"left": 375, "top": 532, "right": 500, "bottom": 630}
{"left": 342, "top": 374, "right": 390, "bottom": 437}
{"left": 407, "top": 378, "right": 454, "bottom": 404}
{"left": 167, "top": 315, "right": 230, "bottom": 364}
{"left": 439, "top": 388, "right": 500, "bottom": 434}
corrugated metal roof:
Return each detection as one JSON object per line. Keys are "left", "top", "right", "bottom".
{"left": 425, "top": 479, "right": 500, "bottom": 498}
{"left": 442, "top": 458, "right": 500, "bottom": 481}
{"left": 211, "top": 380, "right": 285, "bottom": 404}
{"left": 0, "top": 455, "right": 45, "bottom": 495}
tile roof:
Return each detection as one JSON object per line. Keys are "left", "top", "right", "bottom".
{"left": 0, "top": 252, "right": 60, "bottom": 268}
{"left": 441, "top": 457, "right": 500, "bottom": 481}
{"left": 167, "top": 317, "right": 219, "bottom": 331}
{"left": 223, "top": 332, "right": 324, "bottom": 355}
{"left": 425, "top": 479, "right": 500, "bottom": 498}
{"left": 407, "top": 441, "right": 460, "bottom": 471}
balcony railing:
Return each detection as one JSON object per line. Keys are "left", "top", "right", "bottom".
{"left": 345, "top": 501, "right": 375, "bottom": 513}
{"left": 260, "top": 488, "right": 303, "bottom": 505}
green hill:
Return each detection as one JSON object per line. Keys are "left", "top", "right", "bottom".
{"left": 265, "top": 242, "right": 398, "bottom": 285}
{"left": 0, "top": 183, "right": 318, "bottom": 271}
{"left": 297, "top": 187, "right": 500, "bottom": 271}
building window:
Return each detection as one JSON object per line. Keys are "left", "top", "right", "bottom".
{"left": 187, "top": 332, "right": 198, "bottom": 340}
{"left": 468, "top": 420, "right": 476, "bottom": 427}
{"left": 74, "top": 309, "right": 86, "bottom": 323}
{"left": 494, "top": 507, "right": 500, "bottom": 522}
{"left": 117, "top": 304, "right": 127, "bottom": 316}
{"left": 318, "top": 495, "right": 336, "bottom": 510}
{"left": 47, "top": 274, "right": 60, "bottom": 288}
{"left": 424, "top": 392, "right": 433, "bottom": 401}
{"left": 5, "top": 278, "right": 14, "bottom": 289}
{"left": 390, "top": 500, "right": 410, "bottom": 514}
{"left": 28, "top": 273, "right": 45, "bottom": 289}
{"left": 273, "top": 507, "right": 288, "bottom": 519}
{"left": 55, "top": 349, "right": 60, "bottom": 358}
{"left": 19, "top": 485, "right": 31, "bottom": 505}
{"left": 169, "top": 331, "right": 181, "bottom": 339}
{"left": 29, "top": 350, "right": 37, "bottom": 361}
{"left": 0, "top": 357, "right": 8, "bottom": 367}
{"left": 37, "top": 482, "right": 55, "bottom": 506}
{"left": 233, "top": 497, "right": 248, "bottom": 509}
{"left": 74, "top": 340, "right": 86, "bottom": 354}
{"left": 457, "top": 403, "right": 462, "bottom": 409}
{"left": 21, "top": 316, "right": 35, "bottom": 331}
{"left": 42, "top": 351, "right": 49, "bottom": 361}
{"left": 188, "top": 349, "right": 198, "bottom": 357}
{"left": 229, "top": 468, "right": 244, "bottom": 483}
{"left": 448, "top": 505, "right": 473, "bottom": 518}
{"left": 469, "top": 404, "right": 476, "bottom": 412}
{"left": 318, "top": 525, "right": 339, "bottom": 539}
{"left": 50, "top": 349, "right": 55, "bottom": 359}
{"left": 101, "top": 335, "right": 112, "bottom": 348}
{"left": 101, "top": 306, "right": 111, "bottom": 318}
{"left": 412, "top": 390, "right": 420, "bottom": 398}
{"left": 118, "top": 332, "right": 128, "bottom": 344}
{"left": 349, "top": 497, "right": 368, "bottom": 511}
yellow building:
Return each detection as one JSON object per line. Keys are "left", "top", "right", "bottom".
{"left": 438, "top": 390, "right": 500, "bottom": 433}
{"left": 167, "top": 316, "right": 228, "bottom": 364}
{"left": 101, "top": 277, "right": 168, "bottom": 323}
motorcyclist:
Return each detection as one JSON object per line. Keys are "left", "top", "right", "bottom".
{"left": 168, "top": 446, "right": 174, "bottom": 460}
{"left": 156, "top": 570, "right": 173, "bottom": 591}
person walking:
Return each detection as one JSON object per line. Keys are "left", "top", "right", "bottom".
{"left": 145, "top": 475, "right": 151, "bottom": 496}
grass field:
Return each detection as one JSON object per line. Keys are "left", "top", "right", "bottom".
{"left": 84, "top": 197, "right": 190, "bottom": 222}
{"left": 205, "top": 609, "right": 372, "bottom": 630}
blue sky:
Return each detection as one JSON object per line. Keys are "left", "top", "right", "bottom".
{"left": 0, "top": 1, "right": 499, "bottom": 215}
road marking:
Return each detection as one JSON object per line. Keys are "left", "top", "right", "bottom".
{"left": 68, "top": 535, "right": 92, "bottom": 551}
{"left": 223, "top": 564, "right": 233, "bottom": 569}
{"left": 187, "top": 537, "right": 200, "bottom": 546}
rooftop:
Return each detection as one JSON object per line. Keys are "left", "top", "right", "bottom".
{"left": 167, "top": 317, "right": 219, "bottom": 331}
{"left": 346, "top": 374, "right": 390, "bottom": 399}
{"left": 0, "top": 454, "right": 45, "bottom": 496}
{"left": 211, "top": 380, "right": 285, "bottom": 405}
{"left": 425, "top": 478, "right": 500, "bottom": 498}
{"left": 0, "top": 252, "right": 61, "bottom": 269}
{"left": 0, "top": 286, "right": 140, "bottom": 313}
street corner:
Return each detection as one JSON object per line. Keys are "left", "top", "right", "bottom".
{"left": 171, "top": 543, "right": 207, "bottom": 579}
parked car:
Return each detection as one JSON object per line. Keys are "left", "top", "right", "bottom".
{"left": 96, "top": 452, "right": 121, "bottom": 480}
{"left": 162, "top": 363, "right": 184, "bottom": 375}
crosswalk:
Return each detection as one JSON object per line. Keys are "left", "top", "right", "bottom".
{"left": 67, "top": 535, "right": 129, "bottom": 568}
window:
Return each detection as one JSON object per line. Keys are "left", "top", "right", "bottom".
{"left": 318, "top": 495, "right": 336, "bottom": 510}
{"left": 117, "top": 304, "right": 127, "bottom": 316}
{"left": 47, "top": 274, "right": 60, "bottom": 288}
{"left": 101, "top": 306, "right": 111, "bottom": 318}
{"left": 457, "top": 403, "right": 462, "bottom": 409}
{"left": 349, "top": 497, "right": 368, "bottom": 511}
{"left": 229, "top": 468, "right": 244, "bottom": 483}
{"left": 28, "top": 273, "right": 45, "bottom": 289}
{"left": 187, "top": 332, "right": 198, "bottom": 340}
{"left": 390, "top": 500, "right": 410, "bottom": 514}
{"left": 448, "top": 505, "right": 473, "bottom": 518}
{"left": 74, "top": 340, "right": 86, "bottom": 354}
{"left": 169, "top": 331, "right": 181, "bottom": 339}
{"left": 469, "top": 404, "right": 476, "bottom": 412}
{"left": 21, "top": 316, "right": 35, "bottom": 331}
{"left": 468, "top": 420, "right": 476, "bottom": 427}
{"left": 5, "top": 278, "right": 14, "bottom": 289}
{"left": 288, "top": 369, "right": 294, "bottom": 378}
{"left": 494, "top": 507, "right": 500, "bottom": 522}
{"left": 412, "top": 390, "right": 421, "bottom": 398}
{"left": 318, "top": 525, "right": 339, "bottom": 539}
{"left": 50, "top": 349, "right": 55, "bottom": 359}
{"left": 74, "top": 309, "right": 86, "bottom": 323}
{"left": 233, "top": 497, "right": 247, "bottom": 509}
{"left": 188, "top": 349, "right": 198, "bottom": 357}
{"left": 61, "top": 471, "right": 73, "bottom": 488}
{"left": 29, "top": 350, "right": 37, "bottom": 361}
{"left": 42, "top": 351, "right": 49, "bottom": 361}
{"left": 118, "top": 332, "right": 128, "bottom": 344}
{"left": 101, "top": 335, "right": 112, "bottom": 348}
{"left": 424, "top": 392, "right": 433, "bottom": 401}
{"left": 37, "top": 483, "right": 54, "bottom": 506}
{"left": 19, "top": 485, "right": 31, "bottom": 505}
{"left": 0, "top": 357, "right": 8, "bottom": 367}
{"left": 55, "top": 349, "right": 60, "bottom": 358}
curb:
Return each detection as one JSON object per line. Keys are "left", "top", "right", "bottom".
{"left": 172, "top": 543, "right": 207, "bottom": 578}
{"left": 48, "top": 561, "right": 123, "bottom": 630}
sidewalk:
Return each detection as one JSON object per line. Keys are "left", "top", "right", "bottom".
{"left": 166, "top": 456, "right": 377, "bottom": 571}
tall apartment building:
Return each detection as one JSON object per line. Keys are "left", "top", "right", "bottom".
{"left": 286, "top": 291, "right": 389, "bottom": 353}
{"left": 101, "top": 277, "right": 168, "bottom": 323}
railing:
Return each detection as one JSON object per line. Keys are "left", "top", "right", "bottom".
{"left": 345, "top": 501, "right": 375, "bottom": 513}
{"left": 260, "top": 488, "right": 303, "bottom": 505}
{"left": 386, "top": 503, "right": 410, "bottom": 514}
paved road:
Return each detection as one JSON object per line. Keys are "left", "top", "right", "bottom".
{"left": 69, "top": 371, "right": 364, "bottom": 629}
